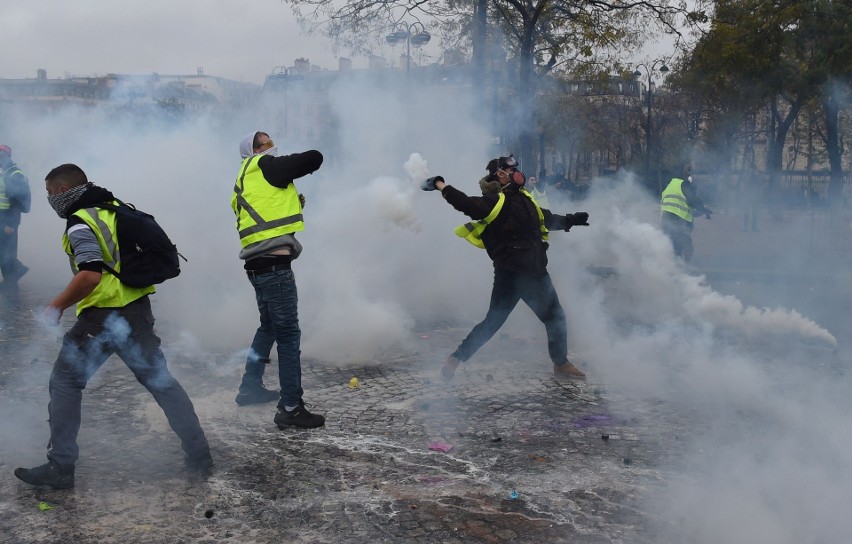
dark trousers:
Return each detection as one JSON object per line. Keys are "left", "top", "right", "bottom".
{"left": 661, "top": 214, "right": 694, "bottom": 262}
{"left": 244, "top": 268, "right": 303, "bottom": 410}
{"left": 452, "top": 268, "right": 568, "bottom": 365}
{"left": 0, "top": 226, "right": 22, "bottom": 280}
{"left": 47, "top": 296, "right": 209, "bottom": 467}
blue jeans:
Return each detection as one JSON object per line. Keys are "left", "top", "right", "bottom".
{"left": 245, "top": 268, "right": 303, "bottom": 409}
{"left": 47, "top": 297, "right": 210, "bottom": 467}
{"left": 452, "top": 268, "right": 568, "bottom": 365}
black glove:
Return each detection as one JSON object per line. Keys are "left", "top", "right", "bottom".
{"left": 421, "top": 176, "right": 445, "bottom": 191}
{"left": 567, "top": 212, "right": 590, "bottom": 227}
{"left": 704, "top": 207, "right": 712, "bottom": 219}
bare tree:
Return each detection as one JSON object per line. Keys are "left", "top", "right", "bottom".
{"left": 284, "top": 0, "right": 707, "bottom": 168}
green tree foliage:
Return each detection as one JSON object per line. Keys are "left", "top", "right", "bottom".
{"left": 674, "top": 0, "right": 851, "bottom": 200}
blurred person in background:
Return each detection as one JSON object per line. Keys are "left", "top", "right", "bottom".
{"left": 739, "top": 165, "right": 765, "bottom": 232}
{"left": 421, "top": 155, "right": 590, "bottom": 380}
{"left": 660, "top": 163, "right": 712, "bottom": 262}
{"left": 0, "top": 145, "right": 31, "bottom": 290}
{"left": 232, "top": 130, "right": 326, "bottom": 430}
{"left": 527, "top": 174, "right": 550, "bottom": 208}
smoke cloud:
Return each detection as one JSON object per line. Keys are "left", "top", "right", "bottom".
{"left": 2, "top": 69, "right": 849, "bottom": 543}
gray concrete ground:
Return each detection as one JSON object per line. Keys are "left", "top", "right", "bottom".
{"left": 1, "top": 206, "right": 848, "bottom": 543}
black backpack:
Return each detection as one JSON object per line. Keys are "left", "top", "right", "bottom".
{"left": 95, "top": 200, "right": 186, "bottom": 288}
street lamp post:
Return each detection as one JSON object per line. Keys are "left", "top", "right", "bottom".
{"left": 633, "top": 62, "right": 669, "bottom": 185}
{"left": 385, "top": 22, "right": 431, "bottom": 77}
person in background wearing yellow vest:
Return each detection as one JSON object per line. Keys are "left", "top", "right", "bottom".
{"left": 421, "top": 156, "right": 590, "bottom": 380}
{"left": 14, "top": 164, "right": 211, "bottom": 490}
{"left": 232, "top": 130, "right": 326, "bottom": 430}
{"left": 0, "top": 144, "right": 31, "bottom": 290}
{"left": 660, "top": 164, "right": 712, "bottom": 262}
{"left": 527, "top": 175, "right": 550, "bottom": 209}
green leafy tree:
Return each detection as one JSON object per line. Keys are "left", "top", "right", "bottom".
{"left": 674, "top": 0, "right": 851, "bottom": 203}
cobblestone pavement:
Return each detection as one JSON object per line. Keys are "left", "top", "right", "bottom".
{"left": 1, "top": 209, "right": 848, "bottom": 543}
{"left": 0, "top": 283, "right": 695, "bottom": 544}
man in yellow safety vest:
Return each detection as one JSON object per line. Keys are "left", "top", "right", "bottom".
{"left": 421, "top": 155, "right": 590, "bottom": 380}
{"left": 232, "top": 130, "right": 326, "bottom": 430}
{"left": 14, "top": 164, "right": 211, "bottom": 489}
{"left": 0, "top": 144, "right": 31, "bottom": 290}
{"left": 660, "top": 164, "right": 712, "bottom": 262}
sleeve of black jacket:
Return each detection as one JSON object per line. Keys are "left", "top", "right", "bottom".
{"left": 440, "top": 185, "right": 499, "bottom": 220}
{"left": 541, "top": 208, "right": 571, "bottom": 231}
{"left": 681, "top": 181, "right": 708, "bottom": 214}
{"left": 258, "top": 150, "right": 323, "bottom": 188}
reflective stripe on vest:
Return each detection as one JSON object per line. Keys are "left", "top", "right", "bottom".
{"left": 453, "top": 189, "right": 549, "bottom": 249}
{"left": 661, "top": 178, "right": 693, "bottom": 222}
{"left": 232, "top": 155, "right": 304, "bottom": 248}
{"left": 0, "top": 167, "right": 19, "bottom": 210}
{"left": 63, "top": 206, "right": 155, "bottom": 315}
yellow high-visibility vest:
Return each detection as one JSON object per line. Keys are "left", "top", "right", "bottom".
{"left": 0, "top": 166, "right": 22, "bottom": 210}
{"left": 454, "top": 188, "right": 548, "bottom": 249}
{"left": 531, "top": 186, "right": 549, "bottom": 208}
{"left": 63, "top": 205, "right": 155, "bottom": 315}
{"left": 661, "top": 178, "right": 693, "bottom": 222}
{"left": 232, "top": 155, "right": 304, "bottom": 248}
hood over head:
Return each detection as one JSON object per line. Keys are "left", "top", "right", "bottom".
{"left": 240, "top": 131, "right": 259, "bottom": 159}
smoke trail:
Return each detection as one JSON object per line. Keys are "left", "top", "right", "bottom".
{"left": 559, "top": 178, "right": 836, "bottom": 351}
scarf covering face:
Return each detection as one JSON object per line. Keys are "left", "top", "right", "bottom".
{"left": 48, "top": 182, "right": 92, "bottom": 218}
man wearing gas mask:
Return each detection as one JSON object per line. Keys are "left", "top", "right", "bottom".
{"left": 421, "top": 155, "right": 590, "bottom": 380}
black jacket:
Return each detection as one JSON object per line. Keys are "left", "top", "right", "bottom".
{"left": 256, "top": 151, "right": 323, "bottom": 188}
{"left": 442, "top": 183, "right": 569, "bottom": 275}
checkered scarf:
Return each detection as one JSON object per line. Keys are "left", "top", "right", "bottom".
{"left": 48, "top": 182, "right": 92, "bottom": 218}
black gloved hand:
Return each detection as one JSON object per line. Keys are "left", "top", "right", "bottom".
{"left": 564, "top": 212, "right": 589, "bottom": 232}
{"left": 704, "top": 207, "right": 712, "bottom": 220}
{"left": 571, "top": 212, "right": 590, "bottom": 225}
{"left": 421, "top": 176, "right": 445, "bottom": 191}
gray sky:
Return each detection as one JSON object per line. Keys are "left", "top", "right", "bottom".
{"left": 3, "top": 0, "right": 343, "bottom": 83}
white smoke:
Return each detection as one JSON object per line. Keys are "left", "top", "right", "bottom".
{"left": 3, "top": 66, "right": 850, "bottom": 544}
{"left": 404, "top": 152, "right": 430, "bottom": 185}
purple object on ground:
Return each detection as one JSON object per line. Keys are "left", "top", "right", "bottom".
{"left": 428, "top": 441, "right": 454, "bottom": 453}
{"left": 572, "top": 414, "right": 613, "bottom": 428}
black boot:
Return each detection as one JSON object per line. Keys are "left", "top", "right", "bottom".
{"left": 14, "top": 461, "right": 75, "bottom": 489}
{"left": 235, "top": 357, "right": 278, "bottom": 406}
{"left": 235, "top": 382, "right": 279, "bottom": 405}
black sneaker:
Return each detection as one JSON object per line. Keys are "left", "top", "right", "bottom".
{"left": 14, "top": 461, "right": 75, "bottom": 489}
{"left": 235, "top": 384, "right": 279, "bottom": 406}
{"left": 274, "top": 402, "right": 325, "bottom": 429}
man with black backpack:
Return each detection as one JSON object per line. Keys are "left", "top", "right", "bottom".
{"left": 14, "top": 163, "right": 211, "bottom": 489}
